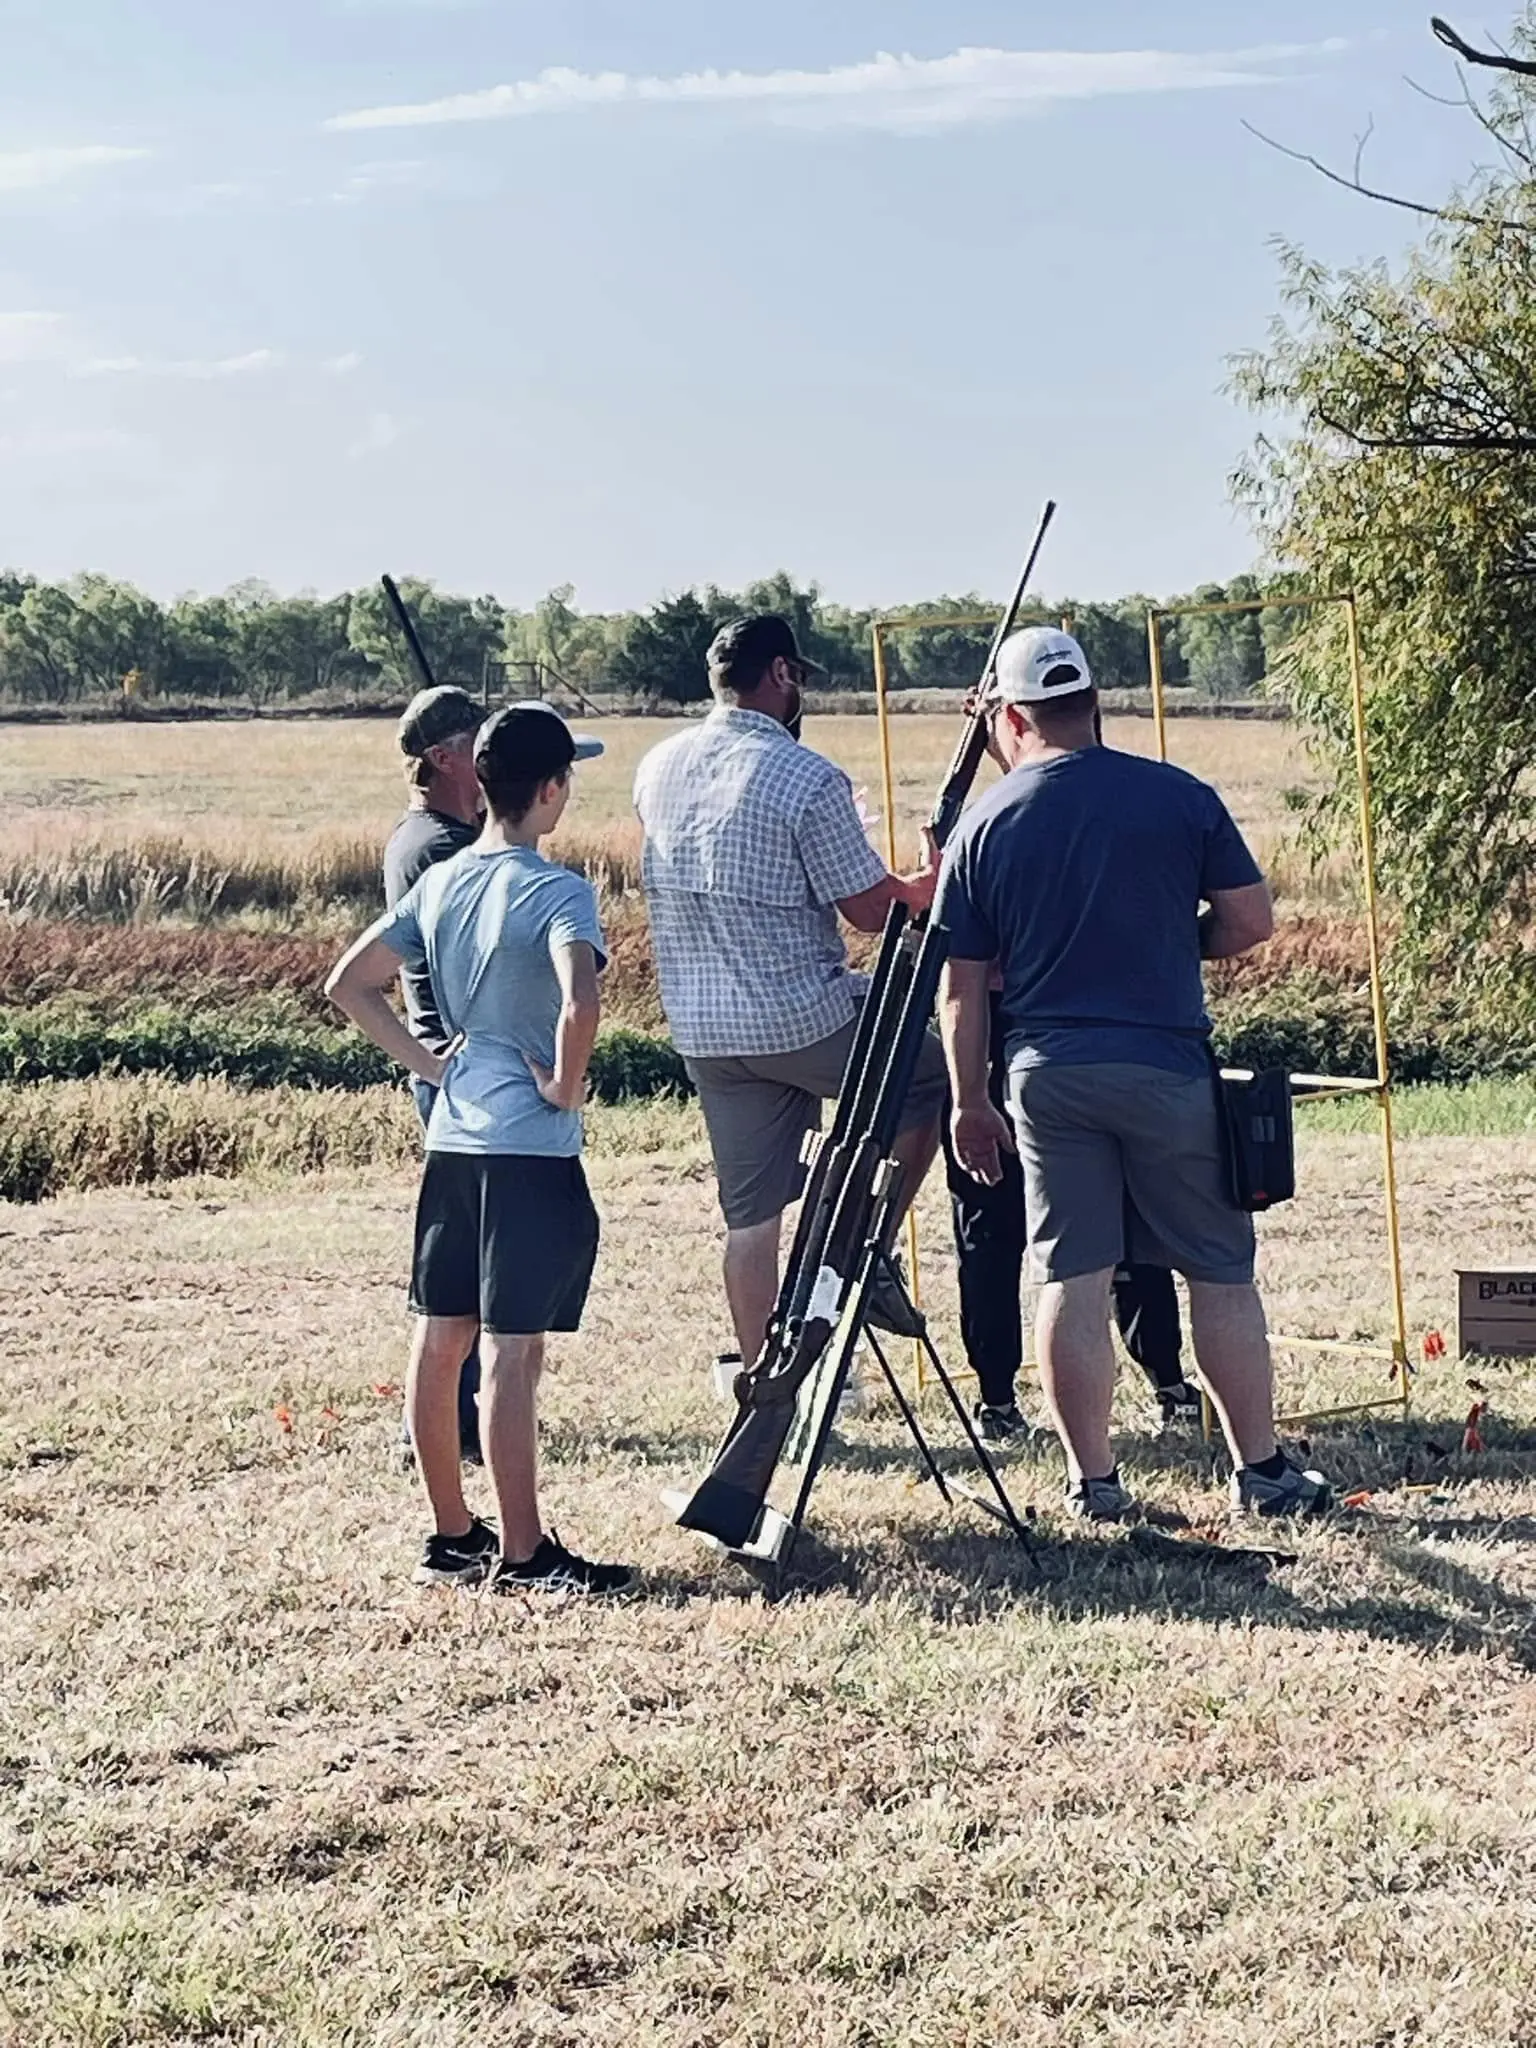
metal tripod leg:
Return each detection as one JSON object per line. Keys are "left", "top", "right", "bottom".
{"left": 861, "top": 1326, "right": 954, "bottom": 1504}
{"left": 775, "top": 1172, "right": 936, "bottom": 1581}
{"left": 916, "top": 1328, "right": 1033, "bottom": 1545}
{"left": 872, "top": 1254, "right": 1033, "bottom": 1547}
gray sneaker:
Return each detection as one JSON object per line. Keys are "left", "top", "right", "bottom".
{"left": 1231, "top": 1456, "right": 1331, "bottom": 1519}
{"left": 1065, "top": 1471, "right": 1137, "bottom": 1522}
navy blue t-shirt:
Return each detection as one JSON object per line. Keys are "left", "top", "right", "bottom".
{"left": 935, "top": 746, "right": 1263, "bottom": 1078}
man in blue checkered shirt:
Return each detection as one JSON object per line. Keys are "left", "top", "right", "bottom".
{"left": 634, "top": 614, "right": 944, "bottom": 1366}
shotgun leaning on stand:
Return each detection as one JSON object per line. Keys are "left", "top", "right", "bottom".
{"left": 674, "top": 503, "right": 1059, "bottom": 1557}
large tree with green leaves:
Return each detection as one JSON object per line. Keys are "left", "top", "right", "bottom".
{"left": 1233, "top": 5, "right": 1536, "bottom": 1001}
{"left": 609, "top": 589, "right": 740, "bottom": 706}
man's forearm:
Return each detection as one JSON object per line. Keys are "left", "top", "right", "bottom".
{"left": 940, "top": 972, "right": 992, "bottom": 1107}
{"left": 550, "top": 999, "right": 600, "bottom": 1108}
{"left": 1199, "top": 907, "right": 1265, "bottom": 960}
{"left": 332, "top": 983, "right": 444, "bottom": 1085}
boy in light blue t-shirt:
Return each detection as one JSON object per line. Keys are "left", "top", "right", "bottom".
{"left": 328, "top": 702, "right": 635, "bottom": 1599}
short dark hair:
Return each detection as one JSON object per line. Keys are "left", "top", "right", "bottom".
{"left": 706, "top": 614, "right": 820, "bottom": 700}
{"left": 474, "top": 704, "right": 576, "bottom": 822}
{"left": 1022, "top": 684, "right": 1100, "bottom": 736}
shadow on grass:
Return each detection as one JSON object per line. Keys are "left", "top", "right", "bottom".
{"left": 737, "top": 1411, "right": 1536, "bottom": 1668}
{"left": 801, "top": 1515, "right": 1536, "bottom": 1669}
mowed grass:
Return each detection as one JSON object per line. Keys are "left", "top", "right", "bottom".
{"left": 4, "top": 1114, "right": 1536, "bottom": 2046}
{"left": 0, "top": 711, "right": 1326, "bottom": 906}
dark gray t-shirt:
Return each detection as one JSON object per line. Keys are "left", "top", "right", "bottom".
{"left": 383, "top": 808, "right": 478, "bottom": 1051}
{"left": 935, "top": 746, "right": 1263, "bottom": 1079}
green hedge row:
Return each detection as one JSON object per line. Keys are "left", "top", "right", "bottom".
{"left": 1213, "top": 994, "right": 1536, "bottom": 1089}
{"left": 0, "top": 995, "right": 1529, "bottom": 1099}
{"left": 0, "top": 1002, "right": 693, "bottom": 1103}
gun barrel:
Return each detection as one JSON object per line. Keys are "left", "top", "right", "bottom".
{"left": 928, "top": 500, "right": 1057, "bottom": 850}
{"left": 381, "top": 574, "right": 439, "bottom": 693}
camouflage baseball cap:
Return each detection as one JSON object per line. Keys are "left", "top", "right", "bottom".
{"left": 397, "top": 685, "right": 484, "bottom": 758}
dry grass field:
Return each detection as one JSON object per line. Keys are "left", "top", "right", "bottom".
{"left": 4, "top": 708, "right": 1536, "bottom": 2043}
{"left": 3, "top": 1113, "right": 1536, "bottom": 2047}
{"left": 0, "top": 711, "right": 1323, "bottom": 909}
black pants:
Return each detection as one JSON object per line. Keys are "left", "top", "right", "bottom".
{"left": 941, "top": 1005, "right": 1184, "bottom": 1409}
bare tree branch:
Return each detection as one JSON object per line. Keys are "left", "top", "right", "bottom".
{"left": 1244, "top": 121, "right": 1536, "bottom": 234}
{"left": 1405, "top": 66, "right": 1536, "bottom": 170}
{"left": 1432, "top": 16, "right": 1536, "bottom": 78}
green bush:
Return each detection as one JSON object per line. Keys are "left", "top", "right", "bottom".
{"left": 0, "top": 1000, "right": 693, "bottom": 1103}
{"left": 0, "top": 987, "right": 1529, "bottom": 1109}
{"left": 1210, "top": 990, "right": 1536, "bottom": 1087}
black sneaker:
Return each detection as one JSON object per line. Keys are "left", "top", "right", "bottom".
{"left": 1156, "top": 1379, "right": 1204, "bottom": 1430}
{"left": 1231, "top": 1455, "right": 1331, "bottom": 1519}
{"left": 974, "top": 1401, "right": 1034, "bottom": 1445}
{"left": 489, "top": 1531, "right": 637, "bottom": 1599}
{"left": 865, "top": 1255, "right": 926, "bottom": 1339}
{"left": 412, "top": 1516, "right": 499, "bottom": 1586}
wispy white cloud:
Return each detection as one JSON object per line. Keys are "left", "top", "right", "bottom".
{"left": 324, "top": 351, "right": 364, "bottom": 375}
{"left": 0, "top": 145, "right": 151, "bottom": 192}
{"left": 326, "top": 157, "right": 433, "bottom": 204}
{"left": 74, "top": 347, "right": 285, "bottom": 380}
{"left": 348, "top": 411, "right": 406, "bottom": 458}
{"left": 325, "top": 40, "right": 1348, "bottom": 136}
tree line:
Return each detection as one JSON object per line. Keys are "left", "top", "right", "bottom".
{"left": 0, "top": 565, "right": 1290, "bottom": 711}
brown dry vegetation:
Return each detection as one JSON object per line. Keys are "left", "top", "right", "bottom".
{"left": 3, "top": 1122, "right": 1536, "bottom": 2046}
{"left": 0, "top": 711, "right": 1362, "bottom": 1038}
{"left": 0, "top": 907, "right": 1370, "bottom": 1043}
{"left": 0, "top": 1077, "right": 693, "bottom": 1201}
{"left": 0, "top": 710, "right": 1324, "bottom": 882}
{"left": 0, "top": 923, "right": 337, "bottom": 1009}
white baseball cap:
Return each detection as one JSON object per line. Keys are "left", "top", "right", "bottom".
{"left": 992, "top": 626, "right": 1094, "bottom": 705}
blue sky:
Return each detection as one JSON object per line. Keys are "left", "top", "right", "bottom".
{"left": 0, "top": 1, "right": 1499, "bottom": 608}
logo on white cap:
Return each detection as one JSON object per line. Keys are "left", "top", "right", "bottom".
{"left": 993, "top": 626, "right": 1094, "bottom": 705}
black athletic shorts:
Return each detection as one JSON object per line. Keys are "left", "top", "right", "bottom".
{"left": 409, "top": 1152, "right": 600, "bottom": 1336}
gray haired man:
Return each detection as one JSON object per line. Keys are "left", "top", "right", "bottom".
{"left": 385, "top": 685, "right": 486, "bottom": 1462}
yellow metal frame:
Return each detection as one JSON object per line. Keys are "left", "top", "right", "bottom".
{"left": 867, "top": 597, "right": 1412, "bottom": 1433}
{"left": 1147, "top": 592, "right": 1411, "bottom": 1430}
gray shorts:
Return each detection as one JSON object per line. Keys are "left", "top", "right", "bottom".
{"left": 686, "top": 1007, "right": 948, "bottom": 1231}
{"left": 1007, "top": 1061, "right": 1255, "bottom": 1286}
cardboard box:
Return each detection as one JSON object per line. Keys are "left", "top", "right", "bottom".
{"left": 1458, "top": 1270, "right": 1536, "bottom": 1358}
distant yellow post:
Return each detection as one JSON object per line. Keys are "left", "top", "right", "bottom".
{"left": 871, "top": 622, "right": 926, "bottom": 1390}
{"left": 1146, "top": 614, "right": 1169, "bottom": 762}
{"left": 1345, "top": 596, "right": 1411, "bottom": 1400}
{"left": 872, "top": 624, "right": 899, "bottom": 874}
